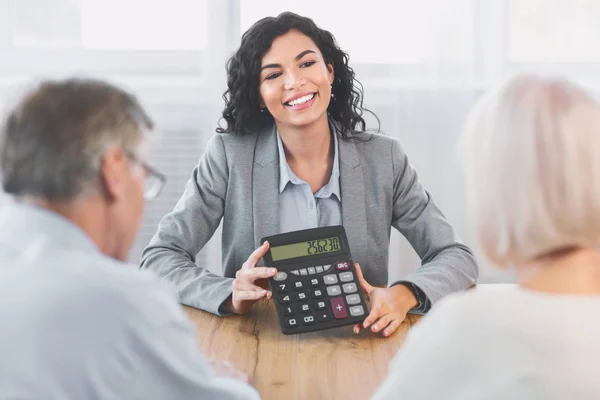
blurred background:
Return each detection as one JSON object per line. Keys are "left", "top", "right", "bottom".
{"left": 1, "top": 0, "right": 598, "bottom": 283}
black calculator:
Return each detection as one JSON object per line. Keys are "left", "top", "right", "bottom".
{"left": 261, "top": 226, "right": 369, "bottom": 335}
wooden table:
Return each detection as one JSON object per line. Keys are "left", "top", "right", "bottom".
{"left": 184, "top": 300, "right": 421, "bottom": 400}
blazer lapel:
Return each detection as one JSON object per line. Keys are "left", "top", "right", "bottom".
{"left": 252, "top": 124, "right": 280, "bottom": 248}
{"left": 338, "top": 136, "right": 368, "bottom": 268}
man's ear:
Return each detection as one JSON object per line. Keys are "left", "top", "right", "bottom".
{"left": 99, "top": 148, "right": 127, "bottom": 203}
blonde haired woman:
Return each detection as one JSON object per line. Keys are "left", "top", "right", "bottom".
{"left": 372, "top": 74, "right": 600, "bottom": 400}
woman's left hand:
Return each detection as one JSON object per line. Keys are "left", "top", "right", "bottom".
{"left": 353, "top": 263, "right": 419, "bottom": 337}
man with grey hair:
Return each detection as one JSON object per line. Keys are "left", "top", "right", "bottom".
{"left": 0, "top": 78, "right": 259, "bottom": 399}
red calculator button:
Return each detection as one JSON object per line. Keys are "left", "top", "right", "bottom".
{"left": 330, "top": 297, "right": 348, "bottom": 319}
{"left": 335, "top": 261, "right": 350, "bottom": 271}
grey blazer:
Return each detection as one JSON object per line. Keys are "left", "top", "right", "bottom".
{"left": 140, "top": 123, "right": 479, "bottom": 315}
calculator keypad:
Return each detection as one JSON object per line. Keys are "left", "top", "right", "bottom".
{"left": 290, "top": 264, "right": 332, "bottom": 276}
{"left": 300, "top": 304, "right": 311, "bottom": 313}
{"left": 275, "top": 283, "right": 288, "bottom": 293}
{"left": 296, "top": 292, "right": 308, "bottom": 301}
{"left": 330, "top": 296, "right": 348, "bottom": 319}
{"left": 335, "top": 261, "right": 350, "bottom": 271}
{"left": 346, "top": 294, "right": 361, "bottom": 305}
{"left": 274, "top": 272, "right": 288, "bottom": 281}
{"left": 271, "top": 260, "right": 368, "bottom": 334}
{"left": 279, "top": 294, "right": 292, "bottom": 304}
{"left": 339, "top": 272, "right": 353, "bottom": 282}
{"left": 317, "top": 310, "right": 332, "bottom": 322}
{"left": 342, "top": 282, "right": 358, "bottom": 293}
{"left": 283, "top": 305, "right": 295, "bottom": 315}
{"left": 326, "top": 285, "right": 342, "bottom": 296}
{"left": 349, "top": 305, "right": 365, "bottom": 317}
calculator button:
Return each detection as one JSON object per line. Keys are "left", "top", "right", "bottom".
{"left": 302, "top": 315, "right": 316, "bottom": 325}
{"left": 309, "top": 277, "right": 321, "bottom": 287}
{"left": 346, "top": 294, "right": 361, "bottom": 305}
{"left": 339, "top": 272, "right": 354, "bottom": 282}
{"left": 326, "top": 285, "right": 342, "bottom": 296}
{"left": 294, "top": 281, "right": 305, "bottom": 290}
{"left": 335, "top": 261, "right": 351, "bottom": 271}
{"left": 323, "top": 274, "right": 338, "bottom": 285}
{"left": 275, "top": 283, "right": 288, "bottom": 293}
{"left": 290, "top": 270, "right": 300, "bottom": 276}
{"left": 315, "top": 300, "right": 327, "bottom": 310}
{"left": 330, "top": 297, "right": 348, "bottom": 319}
{"left": 273, "top": 272, "right": 288, "bottom": 281}
{"left": 279, "top": 294, "right": 292, "bottom": 304}
{"left": 307, "top": 267, "right": 316, "bottom": 275}
{"left": 286, "top": 318, "right": 299, "bottom": 328}
{"left": 299, "top": 268, "right": 308, "bottom": 276}
{"left": 342, "top": 283, "right": 358, "bottom": 294}
{"left": 312, "top": 289, "right": 324, "bottom": 299}
{"left": 323, "top": 264, "right": 332, "bottom": 272}
{"left": 300, "top": 304, "right": 311, "bottom": 313}
{"left": 283, "top": 305, "right": 295, "bottom": 315}
{"left": 317, "top": 311, "right": 332, "bottom": 322}
{"left": 349, "top": 305, "right": 365, "bottom": 317}
{"left": 296, "top": 291, "right": 308, "bottom": 301}
{"left": 315, "top": 266, "right": 324, "bottom": 273}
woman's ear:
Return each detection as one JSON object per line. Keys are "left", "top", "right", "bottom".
{"left": 327, "top": 63, "right": 335, "bottom": 85}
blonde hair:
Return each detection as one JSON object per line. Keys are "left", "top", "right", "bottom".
{"left": 460, "top": 74, "right": 600, "bottom": 266}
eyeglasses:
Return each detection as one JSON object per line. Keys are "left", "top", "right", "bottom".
{"left": 124, "top": 151, "right": 167, "bottom": 201}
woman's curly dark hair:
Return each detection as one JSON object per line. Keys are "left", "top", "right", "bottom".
{"left": 216, "top": 12, "right": 379, "bottom": 139}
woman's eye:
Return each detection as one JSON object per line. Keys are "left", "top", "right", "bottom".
{"left": 300, "top": 61, "right": 316, "bottom": 68}
{"left": 265, "top": 72, "right": 282, "bottom": 80}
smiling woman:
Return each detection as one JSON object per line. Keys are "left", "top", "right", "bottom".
{"left": 140, "top": 12, "right": 479, "bottom": 338}
{"left": 217, "top": 12, "right": 369, "bottom": 139}
{"left": 258, "top": 32, "right": 334, "bottom": 130}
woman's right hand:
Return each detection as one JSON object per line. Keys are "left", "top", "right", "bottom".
{"left": 225, "top": 241, "right": 278, "bottom": 314}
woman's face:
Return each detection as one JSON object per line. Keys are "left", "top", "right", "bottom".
{"left": 259, "top": 30, "right": 334, "bottom": 130}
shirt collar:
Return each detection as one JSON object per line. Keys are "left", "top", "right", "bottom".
{"left": 276, "top": 129, "right": 341, "bottom": 201}
{"left": 0, "top": 201, "right": 100, "bottom": 254}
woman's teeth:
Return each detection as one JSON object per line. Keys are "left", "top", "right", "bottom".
{"left": 286, "top": 93, "right": 315, "bottom": 106}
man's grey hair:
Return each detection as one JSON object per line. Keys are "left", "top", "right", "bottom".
{"left": 0, "top": 78, "right": 153, "bottom": 200}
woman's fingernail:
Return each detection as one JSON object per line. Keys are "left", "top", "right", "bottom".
{"left": 261, "top": 290, "right": 267, "bottom": 295}
{"left": 269, "top": 268, "right": 277, "bottom": 274}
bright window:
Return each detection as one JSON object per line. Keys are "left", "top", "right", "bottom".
{"left": 240, "top": 0, "right": 428, "bottom": 64}
{"left": 508, "top": 0, "right": 600, "bottom": 62}
{"left": 12, "top": 0, "right": 208, "bottom": 50}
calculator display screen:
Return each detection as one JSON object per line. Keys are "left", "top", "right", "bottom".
{"left": 270, "top": 236, "right": 342, "bottom": 261}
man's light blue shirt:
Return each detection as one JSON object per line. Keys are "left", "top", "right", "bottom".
{"left": 277, "top": 131, "right": 342, "bottom": 233}
{"left": 0, "top": 202, "right": 259, "bottom": 400}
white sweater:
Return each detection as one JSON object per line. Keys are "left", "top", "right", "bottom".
{"left": 372, "top": 287, "right": 600, "bottom": 400}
